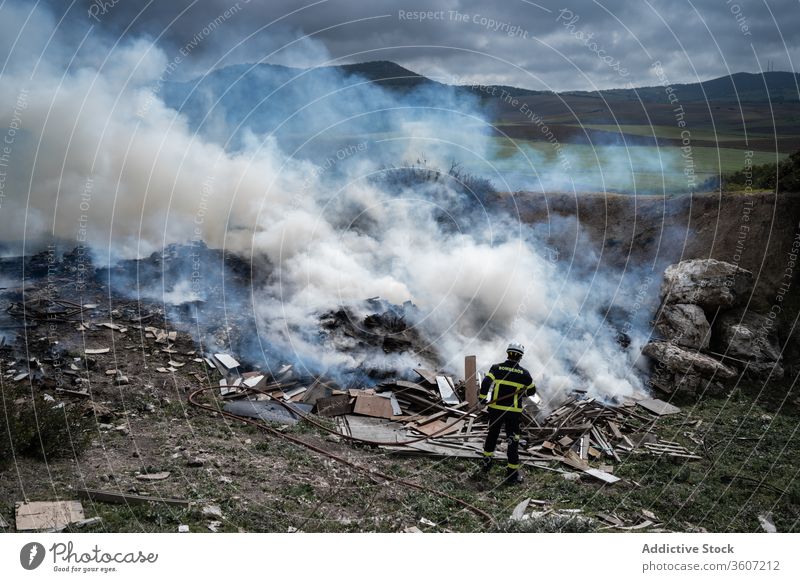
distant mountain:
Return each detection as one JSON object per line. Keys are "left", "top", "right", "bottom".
{"left": 161, "top": 60, "right": 471, "bottom": 149}
{"left": 563, "top": 71, "right": 800, "bottom": 103}
{"left": 161, "top": 61, "right": 800, "bottom": 156}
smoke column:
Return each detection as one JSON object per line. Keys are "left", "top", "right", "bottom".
{"left": 0, "top": 1, "right": 664, "bottom": 403}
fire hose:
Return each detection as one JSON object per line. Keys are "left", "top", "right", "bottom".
{"left": 188, "top": 384, "right": 499, "bottom": 526}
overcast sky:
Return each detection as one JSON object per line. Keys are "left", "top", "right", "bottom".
{"left": 41, "top": 0, "right": 800, "bottom": 91}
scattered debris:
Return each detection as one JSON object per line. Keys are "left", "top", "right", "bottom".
{"left": 758, "top": 512, "right": 777, "bottom": 533}
{"left": 15, "top": 500, "right": 85, "bottom": 532}
{"left": 637, "top": 398, "right": 681, "bottom": 416}
{"left": 213, "top": 353, "right": 240, "bottom": 371}
{"left": 178, "top": 524, "right": 189, "bottom": 533}
{"left": 85, "top": 347, "right": 111, "bottom": 355}
{"left": 435, "top": 375, "right": 460, "bottom": 405}
{"left": 202, "top": 505, "right": 223, "bottom": 519}
{"left": 76, "top": 488, "right": 192, "bottom": 508}
{"left": 72, "top": 516, "right": 103, "bottom": 529}
{"left": 136, "top": 471, "right": 171, "bottom": 481}
{"left": 511, "top": 498, "right": 531, "bottom": 521}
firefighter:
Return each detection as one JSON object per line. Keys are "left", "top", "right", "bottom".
{"left": 478, "top": 341, "right": 536, "bottom": 485}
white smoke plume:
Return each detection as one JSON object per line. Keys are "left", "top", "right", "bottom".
{"left": 0, "top": 1, "right": 661, "bottom": 402}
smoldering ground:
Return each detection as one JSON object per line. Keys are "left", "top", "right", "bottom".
{"left": 0, "top": 1, "right": 678, "bottom": 402}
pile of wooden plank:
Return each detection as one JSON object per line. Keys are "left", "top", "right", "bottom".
{"left": 212, "top": 353, "right": 699, "bottom": 485}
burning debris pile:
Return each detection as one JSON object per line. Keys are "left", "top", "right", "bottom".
{"left": 318, "top": 298, "right": 438, "bottom": 381}
{"left": 644, "top": 259, "right": 784, "bottom": 396}
{"left": 197, "top": 348, "right": 700, "bottom": 489}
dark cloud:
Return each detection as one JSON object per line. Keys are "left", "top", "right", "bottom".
{"left": 42, "top": 0, "right": 800, "bottom": 90}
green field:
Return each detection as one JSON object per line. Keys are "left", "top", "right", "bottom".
{"left": 486, "top": 138, "right": 788, "bottom": 193}
{"left": 565, "top": 124, "right": 778, "bottom": 142}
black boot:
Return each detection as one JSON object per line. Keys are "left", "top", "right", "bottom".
{"left": 503, "top": 467, "right": 523, "bottom": 486}
{"left": 480, "top": 456, "right": 493, "bottom": 473}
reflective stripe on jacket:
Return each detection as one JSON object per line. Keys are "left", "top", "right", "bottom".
{"left": 479, "top": 359, "right": 535, "bottom": 412}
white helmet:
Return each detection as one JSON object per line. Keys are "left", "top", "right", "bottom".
{"left": 506, "top": 341, "right": 525, "bottom": 357}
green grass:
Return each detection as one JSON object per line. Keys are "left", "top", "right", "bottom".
{"left": 563, "top": 123, "right": 779, "bottom": 142}
{"left": 485, "top": 139, "right": 789, "bottom": 192}
{"left": 15, "top": 383, "right": 795, "bottom": 533}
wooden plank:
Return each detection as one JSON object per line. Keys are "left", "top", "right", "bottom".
{"left": 637, "top": 398, "right": 681, "bottom": 416}
{"left": 596, "top": 512, "right": 624, "bottom": 526}
{"left": 392, "top": 380, "right": 436, "bottom": 395}
{"left": 579, "top": 433, "right": 590, "bottom": 460}
{"left": 397, "top": 391, "right": 449, "bottom": 414}
{"left": 376, "top": 391, "right": 402, "bottom": 416}
{"left": 411, "top": 418, "right": 464, "bottom": 437}
{"left": 583, "top": 468, "right": 622, "bottom": 484}
{"left": 301, "top": 382, "right": 332, "bottom": 405}
{"left": 76, "top": 489, "right": 191, "bottom": 508}
{"left": 464, "top": 355, "right": 478, "bottom": 408}
{"left": 316, "top": 394, "right": 352, "bottom": 417}
{"left": 15, "top": 501, "right": 85, "bottom": 531}
{"left": 436, "top": 376, "right": 459, "bottom": 405}
{"left": 415, "top": 409, "right": 450, "bottom": 426}
{"left": 607, "top": 421, "right": 623, "bottom": 439}
{"left": 344, "top": 415, "right": 405, "bottom": 443}
{"left": 85, "top": 348, "right": 110, "bottom": 355}
{"left": 353, "top": 393, "right": 395, "bottom": 419}
{"left": 213, "top": 353, "right": 240, "bottom": 371}
{"left": 282, "top": 386, "right": 307, "bottom": 400}
{"left": 414, "top": 368, "right": 438, "bottom": 385}
{"left": 562, "top": 450, "right": 589, "bottom": 470}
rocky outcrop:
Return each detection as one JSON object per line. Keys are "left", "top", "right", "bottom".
{"left": 647, "top": 366, "right": 727, "bottom": 397}
{"left": 713, "top": 309, "right": 784, "bottom": 379}
{"left": 643, "top": 341, "right": 737, "bottom": 380}
{"left": 643, "top": 258, "right": 784, "bottom": 397}
{"left": 661, "top": 259, "right": 753, "bottom": 309}
{"left": 655, "top": 303, "right": 710, "bottom": 350}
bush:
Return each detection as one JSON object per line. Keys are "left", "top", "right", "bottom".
{"left": 720, "top": 150, "right": 800, "bottom": 193}
{"left": 0, "top": 389, "right": 92, "bottom": 467}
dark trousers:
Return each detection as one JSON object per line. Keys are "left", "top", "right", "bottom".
{"left": 482, "top": 408, "right": 521, "bottom": 468}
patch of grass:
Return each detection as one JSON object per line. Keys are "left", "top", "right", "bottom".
{"left": 0, "top": 388, "right": 92, "bottom": 465}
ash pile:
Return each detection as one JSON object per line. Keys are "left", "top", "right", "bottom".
{"left": 644, "top": 258, "right": 785, "bottom": 396}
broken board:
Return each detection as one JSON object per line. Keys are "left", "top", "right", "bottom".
{"left": 353, "top": 393, "right": 395, "bottom": 419}
{"left": 223, "top": 400, "right": 312, "bottom": 424}
{"left": 413, "top": 368, "right": 438, "bottom": 385}
{"left": 315, "top": 394, "right": 353, "bottom": 417}
{"left": 411, "top": 418, "right": 464, "bottom": 437}
{"left": 341, "top": 415, "right": 406, "bottom": 443}
{"left": 302, "top": 382, "right": 333, "bottom": 406}
{"left": 436, "top": 376, "right": 460, "bottom": 406}
{"left": 637, "top": 398, "right": 681, "bottom": 416}
{"left": 376, "top": 391, "right": 402, "bottom": 416}
{"left": 15, "top": 500, "right": 85, "bottom": 532}
{"left": 213, "top": 353, "right": 240, "bottom": 371}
